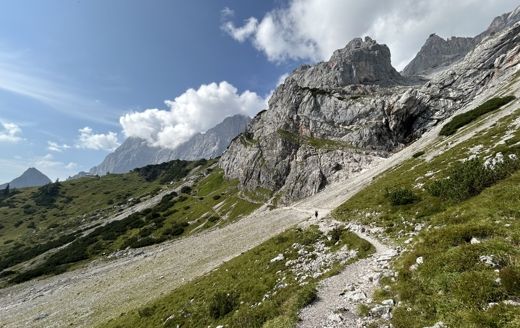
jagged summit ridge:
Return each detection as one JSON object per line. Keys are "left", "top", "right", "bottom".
{"left": 220, "top": 22, "right": 520, "bottom": 203}
{"left": 293, "top": 37, "right": 407, "bottom": 88}
{"left": 402, "top": 34, "right": 476, "bottom": 76}
{"left": 403, "top": 5, "right": 520, "bottom": 77}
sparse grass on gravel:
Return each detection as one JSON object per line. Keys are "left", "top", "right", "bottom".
{"left": 334, "top": 108, "right": 520, "bottom": 327}
{"left": 100, "top": 225, "right": 373, "bottom": 328}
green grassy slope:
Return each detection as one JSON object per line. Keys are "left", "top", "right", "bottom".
{"left": 0, "top": 172, "right": 162, "bottom": 262}
{"left": 333, "top": 106, "right": 520, "bottom": 327}
{"left": 100, "top": 225, "right": 374, "bottom": 328}
{"left": 1, "top": 158, "right": 265, "bottom": 286}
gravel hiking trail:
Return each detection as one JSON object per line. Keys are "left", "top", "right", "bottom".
{"left": 297, "top": 226, "right": 396, "bottom": 328}
{"left": 0, "top": 81, "right": 517, "bottom": 328}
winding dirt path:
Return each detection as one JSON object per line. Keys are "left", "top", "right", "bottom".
{"left": 297, "top": 227, "right": 396, "bottom": 328}
{"left": 1, "top": 79, "right": 517, "bottom": 328}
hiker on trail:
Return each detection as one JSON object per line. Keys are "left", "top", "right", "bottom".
{"left": 315, "top": 210, "right": 318, "bottom": 219}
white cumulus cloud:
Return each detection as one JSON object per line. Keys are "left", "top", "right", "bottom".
{"left": 0, "top": 121, "right": 22, "bottom": 143}
{"left": 119, "top": 81, "right": 265, "bottom": 149}
{"left": 47, "top": 141, "right": 71, "bottom": 152}
{"left": 76, "top": 127, "right": 120, "bottom": 151}
{"left": 222, "top": 0, "right": 519, "bottom": 69}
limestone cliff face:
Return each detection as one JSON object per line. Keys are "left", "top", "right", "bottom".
{"left": 220, "top": 24, "right": 520, "bottom": 203}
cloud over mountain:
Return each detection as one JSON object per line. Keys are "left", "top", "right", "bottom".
{"left": 222, "top": 0, "right": 519, "bottom": 68}
{"left": 77, "top": 127, "right": 120, "bottom": 151}
{"left": 119, "top": 81, "right": 265, "bottom": 149}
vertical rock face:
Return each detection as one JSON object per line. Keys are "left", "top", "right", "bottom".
{"left": 220, "top": 22, "right": 520, "bottom": 203}
{"left": 89, "top": 114, "right": 250, "bottom": 175}
{"left": 294, "top": 37, "right": 407, "bottom": 88}
{"left": 401, "top": 34, "right": 476, "bottom": 76}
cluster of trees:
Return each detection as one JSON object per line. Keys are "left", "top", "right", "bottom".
{"left": 133, "top": 159, "right": 207, "bottom": 183}
{"left": 32, "top": 180, "right": 62, "bottom": 207}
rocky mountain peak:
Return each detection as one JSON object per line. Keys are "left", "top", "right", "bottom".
{"left": 404, "top": 5, "right": 520, "bottom": 77}
{"left": 220, "top": 19, "right": 520, "bottom": 203}
{"left": 402, "top": 34, "right": 476, "bottom": 76}
{"left": 0, "top": 167, "right": 51, "bottom": 189}
{"left": 89, "top": 114, "right": 250, "bottom": 175}
{"left": 483, "top": 5, "right": 520, "bottom": 37}
{"left": 291, "top": 37, "right": 406, "bottom": 88}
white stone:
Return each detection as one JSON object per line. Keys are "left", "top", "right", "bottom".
{"left": 270, "top": 253, "right": 285, "bottom": 263}
{"left": 344, "top": 290, "right": 367, "bottom": 302}
{"left": 470, "top": 237, "right": 480, "bottom": 244}
{"left": 382, "top": 299, "right": 394, "bottom": 306}
{"left": 416, "top": 256, "right": 424, "bottom": 265}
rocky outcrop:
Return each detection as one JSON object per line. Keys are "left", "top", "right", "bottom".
{"left": 294, "top": 37, "right": 407, "bottom": 88}
{"left": 0, "top": 168, "right": 51, "bottom": 189}
{"left": 220, "top": 23, "right": 520, "bottom": 203}
{"left": 90, "top": 114, "right": 250, "bottom": 175}
{"left": 401, "top": 34, "right": 476, "bottom": 76}
{"left": 476, "top": 5, "right": 520, "bottom": 41}
{"left": 403, "top": 5, "right": 520, "bottom": 77}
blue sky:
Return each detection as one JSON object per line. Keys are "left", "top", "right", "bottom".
{"left": 0, "top": 0, "right": 518, "bottom": 182}
{"left": 0, "top": 0, "right": 293, "bottom": 182}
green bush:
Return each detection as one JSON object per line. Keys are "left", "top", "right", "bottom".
{"left": 440, "top": 96, "right": 515, "bottom": 136}
{"left": 208, "top": 216, "right": 220, "bottom": 223}
{"left": 295, "top": 284, "right": 318, "bottom": 308}
{"left": 386, "top": 187, "right": 419, "bottom": 205}
{"left": 208, "top": 291, "right": 239, "bottom": 319}
{"left": 328, "top": 227, "right": 343, "bottom": 244}
{"left": 138, "top": 306, "right": 155, "bottom": 318}
{"left": 427, "top": 156, "right": 520, "bottom": 201}
{"left": 32, "top": 181, "right": 62, "bottom": 207}
{"left": 180, "top": 185, "right": 192, "bottom": 194}
{"left": 412, "top": 151, "right": 425, "bottom": 158}
{"left": 500, "top": 266, "right": 520, "bottom": 297}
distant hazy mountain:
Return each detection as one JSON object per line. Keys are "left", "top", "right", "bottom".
{"left": 89, "top": 114, "right": 251, "bottom": 175}
{"left": 0, "top": 168, "right": 51, "bottom": 189}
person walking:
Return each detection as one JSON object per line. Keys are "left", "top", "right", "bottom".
{"left": 315, "top": 210, "right": 318, "bottom": 219}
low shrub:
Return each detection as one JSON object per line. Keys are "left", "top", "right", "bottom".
{"left": 440, "top": 96, "right": 515, "bottom": 136}
{"left": 500, "top": 266, "right": 520, "bottom": 297}
{"left": 208, "top": 291, "right": 240, "bottom": 319}
{"left": 412, "top": 151, "right": 425, "bottom": 158}
{"left": 385, "top": 187, "right": 419, "bottom": 205}
{"left": 427, "top": 156, "right": 520, "bottom": 201}
{"left": 208, "top": 216, "right": 220, "bottom": 223}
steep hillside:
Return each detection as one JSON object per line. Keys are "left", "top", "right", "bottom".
{"left": 90, "top": 114, "right": 250, "bottom": 175}
{"left": 332, "top": 91, "right": 520, "bottom": 327}
{"left": 221, "top": 23, "right": 520, "bottom": 203}
{"left": 0, "top": 157, "right": 267, "bottom": 287}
